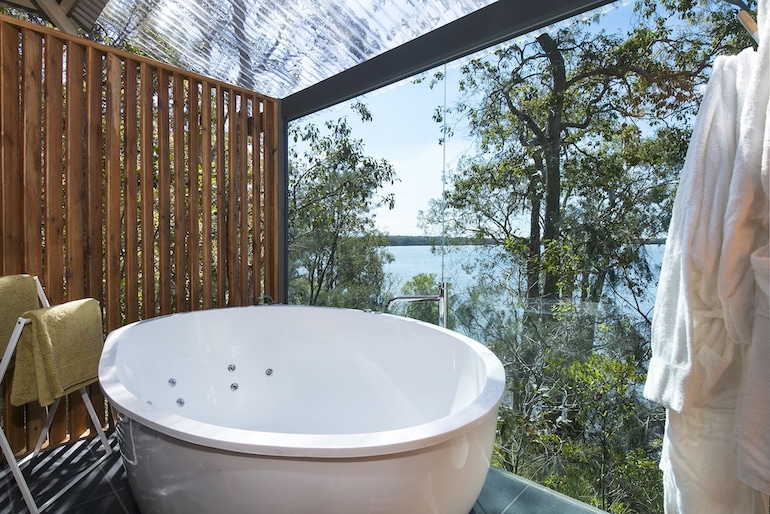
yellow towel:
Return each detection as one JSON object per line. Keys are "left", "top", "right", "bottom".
{"left": 11, "top": 298, "right": 104, "bottom": 407}
{"left": 0, "top": 275, "right": 40, "bottom": 356}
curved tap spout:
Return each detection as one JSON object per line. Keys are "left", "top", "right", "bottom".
{"left": 385, "top": 283, "right": 448, "bottom": 328}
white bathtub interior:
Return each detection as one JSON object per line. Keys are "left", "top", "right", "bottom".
{"left": 112, "top": 306, "right": 489, "bottom": 435}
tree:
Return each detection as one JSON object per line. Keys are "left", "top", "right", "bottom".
{"left": 422, "top": 1, "right": 755, "bottom": 510}
{"left": 551, "top": 353, "right": 656, "bottom": 512}
{"left": 0, "top": 7, "right": 50, "bottom": 27}
{"left": 288, "top": 103, "right": 396, "bottom": 310}
{"left": 425, "top": 0, "right": 751, "bottom": 304}
{"left": 469, "top": 294, "right": 663, "bottom": 512}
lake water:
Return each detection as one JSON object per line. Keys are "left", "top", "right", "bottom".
{"left": 383, "top": 245, "right": 496, "bottom": 292}
{"left": 383, "top": 244, "right": 665, "bottom": 317}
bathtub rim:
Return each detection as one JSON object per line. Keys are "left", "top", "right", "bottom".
{"left": 99, "top": 305, "right": 505, "bottom": 459}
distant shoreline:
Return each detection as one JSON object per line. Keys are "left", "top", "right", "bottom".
{"left": 385, "top": 235, "right": 493, "bottom": 246}
{"left": 384, "top": 235, "right": 667, "bottom": 247}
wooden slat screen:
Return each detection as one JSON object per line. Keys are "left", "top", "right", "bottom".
{"left": 0, "top": 14, "right": 281, "bottom": 457}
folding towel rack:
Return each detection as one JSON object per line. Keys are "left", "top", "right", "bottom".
{"left": 0, "top": 275, "right": 112, "bottom": 514}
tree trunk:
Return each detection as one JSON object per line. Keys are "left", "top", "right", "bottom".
{"left": 527, "top": 169, "right": 541, "bottom": 300}
{"left": 537, "top": 33, "right": 566, "bottom": 300}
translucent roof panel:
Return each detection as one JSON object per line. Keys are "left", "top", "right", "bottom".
{"left": 96, "top": 0, "right": 496, "bottom": 98}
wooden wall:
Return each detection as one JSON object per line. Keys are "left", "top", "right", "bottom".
{"left": 0, "top": 14, "right": 281, "bottom": 456}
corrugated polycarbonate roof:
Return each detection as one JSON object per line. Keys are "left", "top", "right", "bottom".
{"left": 70, "top": 0, "right": 111, "bottom": 29}
{"left": 95, "top": 0, "right": 496, "bottom": 98}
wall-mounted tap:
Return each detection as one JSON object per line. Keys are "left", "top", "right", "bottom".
{"left": 385, "top": 282, "right": 448, "bottom": 328}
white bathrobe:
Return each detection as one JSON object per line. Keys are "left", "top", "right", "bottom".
{"left": 645, "top": 0, "right": 770, "bottom": 510}
{"left": 737, "top": 244, "right": 770, "bottom": 494}
{"left": 644, "top": 48, "right": 755, "bottom": 414}
{"left": 729, "top": 0, "right": 770, "bottom": 492}
{"left": 644, "top": 29, "right": 770, "bottom": 513}
{"left": 720, "top": 0, "right": 770, "bottom": 352}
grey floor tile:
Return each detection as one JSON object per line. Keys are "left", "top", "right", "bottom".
{"left": 472, "top": 466, "right": 528, "bottom": 514}
{"left": 0, "top": 431, "right": 137, "bottom": 514}
{"left": 504, "top": 486, "right": 590, "bottom": 514}
{"left": 492, "top": 469, "right": 606, "bottom": 514}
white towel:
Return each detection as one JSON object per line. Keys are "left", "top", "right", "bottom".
{"left": 644, "top": 48, "right": 755, "bottom": 413}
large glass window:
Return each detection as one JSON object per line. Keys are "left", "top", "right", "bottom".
{"left": 287, "top": 2, "right": 756, "bottom": 511}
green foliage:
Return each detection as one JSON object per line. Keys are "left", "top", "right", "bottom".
{"left": 397, "top": 273, "right": 439, "bottom": 324}
{"left": 0, "top": 7, "right": 53, "bottom": 28}
{"left": 468, "top": 294, "right": 664, "bottom": 513}
{"left": 548, "top": 354, "right": 662, "bottom": 512}
{"left": 387, "top": 235, "right": 490, "bottom": 246}
{"left": 288, "top": 106, "right": 396, "bottom": 310}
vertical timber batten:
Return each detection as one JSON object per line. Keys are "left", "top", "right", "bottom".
{"left": 0, "top": 14, "right": 282, "bottom": 457}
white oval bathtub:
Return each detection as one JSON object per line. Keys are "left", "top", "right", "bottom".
{"left": 99, "top": 305, "right": 505, "bottom": 514}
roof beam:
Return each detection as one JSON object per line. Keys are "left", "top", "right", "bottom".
{"left": 32, "top": 0, "right": 78, "bottom": 34}
{"left": 282, "top": 0, "right": 615, "bottom": 120}
{"left": 0, "top": 0, "right": 37, "bottom": 10}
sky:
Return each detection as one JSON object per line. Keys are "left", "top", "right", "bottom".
{"left": 290, "top": 1, "right": 651, "bottom": 236}
{"left": 296, "top": 66, "right": 469, "bottom": 236}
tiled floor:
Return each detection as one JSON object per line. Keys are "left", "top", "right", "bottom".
{"left": 0, "top": 433, "right": 138, "bottom": 513}
{"left": 470, "top": 467, "right": 605, "bottom": 514}
{"left": 1, "top": 431, "right": 604, "bottom": 513}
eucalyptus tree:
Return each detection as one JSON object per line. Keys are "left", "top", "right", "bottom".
{"left": 427, "top": 0, "right": 751, "bottom": 304}
{"left": 422, "top": 1, "right": 756, "bottom": 510}
{"left": 288, "top": 103, "right": 396, "bottom": 310}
